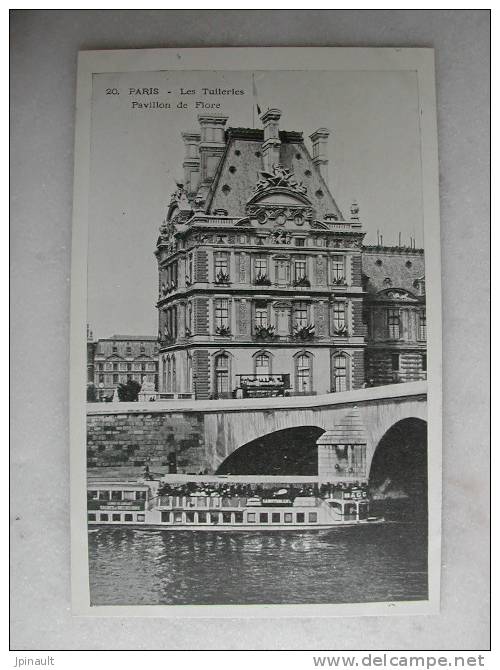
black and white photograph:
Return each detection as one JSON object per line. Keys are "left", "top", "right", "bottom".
{"left": 70, "top": 48, "right": 442, "bottom": 615}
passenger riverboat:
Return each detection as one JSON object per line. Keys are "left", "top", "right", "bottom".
{"left": 87, "top": 476, "right": 383, "bottom": 531}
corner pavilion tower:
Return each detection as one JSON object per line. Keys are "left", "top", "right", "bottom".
{"left": 155, "top": 110, "right": 366, "bottom": 399}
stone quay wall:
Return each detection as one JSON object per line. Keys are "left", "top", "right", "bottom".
{"left": 87, "top": 409, "right": 209, "bottom": 473}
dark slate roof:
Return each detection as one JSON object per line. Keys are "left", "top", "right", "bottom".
{"left": 205, "top": 128, "right": 343, "bottom": 220}
{"left": 362, "top": 247, "right": 425, "bottom": 296}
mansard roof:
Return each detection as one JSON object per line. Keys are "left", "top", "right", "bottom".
{"left": 362, "top": 246, "right": 425, "bottom": 297}
{"left": 204, "top": 127, "right": 343, "bottom": 221}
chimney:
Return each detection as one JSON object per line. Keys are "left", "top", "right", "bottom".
{"left": 310, "top": 128, "right": 330, "bottom": 182}
{"left": 198, "top": 114, "right": 228, "bottom": 183}
{"left": 260, "top": 108, "right": 282, "bottom": 172}
{"left": 181, "top": 131, "right": 201, "bottom": 195}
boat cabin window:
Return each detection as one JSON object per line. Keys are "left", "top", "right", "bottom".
{"left": 296, "top": 513, "right": 305, "bottom": 523}
{"left": 88, "top": 513, "right": 96, "bottom": 521}
{"left": 174, "top": 511, "right": 183, "bottom": 523}
{"left": 284, "top": 513, "right": 293, "bottom": 523}
{"left": 247, "top": 513, "right": 256, "bottom": 523}
{"left": 112, "top": 514, "right": 120, "bottom": 521}
{"left": 98, "top": 491, "right": 110, "bottom": 501}
{"left": 222, "top": 512, "right": 231, "bottom": 523}
{"left": 137, "top": 514, "right": 145, "bottom": 522}
{"left": 235, "top": 512, "right": 243, "bottom": 523}
{"left": 111, "top": 491, "right": 122, "bottom": 501}
{"left": 100, "top": 513, "right": 109, "bottom": 521}
{"left": 272, "top": 513, "right": 280, "bottom": 523}
{"left": 135, "top": 491, "right": 147, "bottom": 501}
{"left": 259, "top": 513, "right": 269, "bottom": 523}
{"left": 124, "top": 514, "right": 133, "bottom": 522}
{"left": 87, "top": 490, "right": 98, "bottom": 500}
{"left": 198, "top": 512, "right": 207, "bottom": 523}
{"left": 308, "top": 512, "right": 318, "bottom": 523}
{"left": 186, "top": 512, "right": 195, "bottom": 523}
{"left": 161, "top": 511, "right": 171, "bottom": 523}
{"left": 123, "top": 490, "right": 136, "bottom": 501}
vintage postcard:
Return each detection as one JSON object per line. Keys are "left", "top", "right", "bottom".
{"left": 70, "top": 47, "right": 442, "bottom": 616}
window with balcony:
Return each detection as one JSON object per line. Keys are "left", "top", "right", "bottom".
{"left": 331, "top": 255, "right": 346, "bottom": 284}
{"left": 215, "top": 354, "right": 230, "bottom": 395}
{"left": 293, "top": 302, "right": 308, "bottom": 328}
{"left": 333, "top": 302, "right": 347, "bottom": 334}
{"left": 214, "top": 252, "right": 230, "bottom": 283}
{"left": 332, "top": 353, "right": 348, "bottom": 392}
{"left": 215, "top": 298, "right": 229, "bottom": 333}
{"left": 296, "top": 353, "right": 312, "bottom": 393}
{"left": 388, "top": 308, "right": 400, "bottom": 339}
{"left": 418, "top": 311, "right": 427, "bottom": 340}
{"left": 255, "top": 303, "right": 268, "bottom": 328}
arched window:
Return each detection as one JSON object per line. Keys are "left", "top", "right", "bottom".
{"left": 215, "top": 353, "right": 230, "bottom": 395}
{"left": 332, "top": 353, "right": 349, "bottom": 392}
{"left": 255, "top": 352, "right": 271, "bottom": 376}
{"left": 295, "top": 353, "right": 312, "bottom": 393}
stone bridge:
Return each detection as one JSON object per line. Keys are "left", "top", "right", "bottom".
{"left": 87, "top": 381, "right": 427, "bottom": 481}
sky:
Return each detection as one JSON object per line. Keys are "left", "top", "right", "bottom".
{"left": 88, "top": 69, "right": 424, "bottom": 339}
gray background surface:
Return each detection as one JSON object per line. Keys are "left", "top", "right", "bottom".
{"left": 10, "top": 9, "right": 490, "bottom": 650}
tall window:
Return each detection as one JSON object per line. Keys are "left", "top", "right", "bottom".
{"left": 294, "top": 259, "right": 307, "bottom": 281}
{"left": 186, "top": 354, "right": 192, "bottom": 392}
{"left": 254, "top": 256, "right": 268, "bottom": 277}
{"left": 172, "top": 356, "right": 176, "bottom": 393}
{"left": 162, "top": 357, "right": 166, "bottom": 391}
{"left": 333, "top": 354, "right": 348, "bottom": 392}
{"left": 215, "top": 298, "right": 229, "bottom": 329}
{"left": 214, "top": 252, "right": 229, "bottom": 280}
{"left": 296, "top": 354, "right": 312, "bottom": 393}
{"left": 255, "top": 353, "right": 271, "bottom": 376}
{"left": 255, "top": 302, "right": 268, "bottom": 328}
{"left": 188, "top": 253, "right": 193, "bottom": 283}
{"left": 187, "top": 302, "right": 193, "bottom": 332}
{"left": 388, "top": 308, "right": 400, "bottom": 339}
{"left": 333, "top": 302, "right": 346, "bottom": 330}
{"left": 331, "top": 256, "right": 345, "bottom": 281}
{"left": 166, "top": 358, "right": 171, "bottom": 392}
{"left": 293, "top": 302, "right": 308, "bottom": 328}
{"left": 215, "top": 354, "right": 229, "bottom": 394}
{"left": 418, "top": 311, "right": 427, "bottom": 340}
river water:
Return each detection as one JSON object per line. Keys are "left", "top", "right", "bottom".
{"left": 88, "top": 522, "right": 427, "bottom": 606}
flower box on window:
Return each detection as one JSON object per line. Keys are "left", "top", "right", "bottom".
{"left": 333, "top": 325, "right": 349, "bottom": 337}
{"left": 254, "top": 324, "right": 276, "bottom": 340}
{"left": 253, "top": 273, "right": 272, "bottom": 286}
{"left": 215, "top": 325, "right": 231, "bottom": 337}
{"left": 215, "top": 271, "right": 230, "bottom": 284}
{"left": 292, "top": 324, "right": 315, "bottom": 340}
{"left": 332, "top": 276, "right": 347, "bottom": 286}
{"left": 292, "top": 276, "right": 311, "bottom": 288}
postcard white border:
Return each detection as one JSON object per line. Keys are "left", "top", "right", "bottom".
{"left": 70, "top": 47, "right": 442, "bottom": 618}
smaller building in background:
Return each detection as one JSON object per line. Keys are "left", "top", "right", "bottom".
{"left": 362, "top": 246, "right": 426, "bottom": 386}
{"left": 91, "top": 335, "right": 159, "bottom": 400}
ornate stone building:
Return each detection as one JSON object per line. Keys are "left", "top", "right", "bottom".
{"left": 91, "top": 335, "right": 159, "bottom": 399}
{"left": 362, "top": 246, "right": 426, "bottom": 385}
{"left": 155, "top": 111, "right": 368, "bottom": 399}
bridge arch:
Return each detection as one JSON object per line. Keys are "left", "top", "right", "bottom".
{"left": 368, "top": 417, "right": 427, "bottom": 519}
{"left": 215, "top": 425, "right": 325, "bottom": 476}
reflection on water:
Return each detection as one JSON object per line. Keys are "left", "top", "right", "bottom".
{"left": 88, "top": 523, "right": 428, "bottom": 606}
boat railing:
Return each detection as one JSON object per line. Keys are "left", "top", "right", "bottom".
{"left": 152, "top": 495, "right": 249, "bottom": 509}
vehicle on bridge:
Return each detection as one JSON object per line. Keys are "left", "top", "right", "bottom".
{"left": 87, "top": 476, "right": 383, "bottom": 531}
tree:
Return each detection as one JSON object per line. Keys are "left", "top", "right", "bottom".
{"left": 87, "top": 383, "right": 97, "bottom": 402}
{"left": 117, "top": 379, "right": 141, "bottom": 402}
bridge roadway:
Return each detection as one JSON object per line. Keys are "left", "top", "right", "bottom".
{"left": 87, "top": 381, "right": 427, "bottom": 476}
